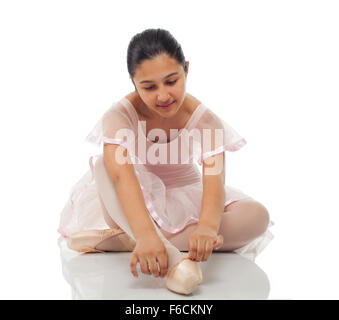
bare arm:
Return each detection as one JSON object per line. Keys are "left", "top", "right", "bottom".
{"left": 103, "top": 143, "right": 169, "bottom": 278}
{"left": 198, "top": 152, "right": 226, "bottom": 231}
{"left": 187, "top": 152, "right": 226, "bottom": 261}
{"left": 103, "top": 143, "right": 158, "bottom": 240}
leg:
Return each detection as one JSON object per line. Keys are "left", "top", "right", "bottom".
{"left": 95, "top": 193, "right": 135, "bottom": 251}
{"left": 93, "top": 155, "right": 135, "bottom": 240}
{"left": 97, "top": 192, "right": 120, "bottom": 229}
{"left": 93, "top": 155, "right": 185, "bottom": 267}
{"left": 217, "top": 199, "right": 270, "bottom": 251}
{"left": 163, "top": 199, "right": 270, "bottom": 253}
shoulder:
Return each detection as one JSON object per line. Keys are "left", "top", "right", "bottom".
{"left": 184, "top": 93, "right": 202, "bottom": 115}
{"left": 124, "top": 92, "right": 150, "bottom": 118}
{"left": 196, "top": 104, "right": 224, "bottom": 129}
{"left": 124, "top": 91, "right": 135, "bottom": 105}
{"left": 102, "top": 99, "right": 132, "bottom": 127}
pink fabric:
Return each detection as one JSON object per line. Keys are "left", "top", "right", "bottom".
{"left": 57, "top": 96, "right": 274, "bottom": 258}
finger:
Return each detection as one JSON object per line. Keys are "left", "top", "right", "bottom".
{"left": 213, "top": 234, "right": 224, "bottom": 249}
{"left": 157, "top": 252, "right": 168, "bottom": 278}
{"left": 130, "top": 253, "right": 139, "bottom": 278}
{"left": 139, "top": 257, "right": 151, "bottom": 275}
{"left": 188, "top": 239, "right": 197, "bottom": 261}
{"left": 147, "top": 256, "right": 160, "bottom": 278}
{"left": 203, "top": 241, "right": 213, "bottom": 261}
{"left": 196, "top": 239, "right": 205, "bottom": 262}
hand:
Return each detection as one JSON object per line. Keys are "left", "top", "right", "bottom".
{"left": 130, "top": 233, "right": 168, "bottom": 279}
{"left": 188, "top": 224, "right": 224, "bottom": 262}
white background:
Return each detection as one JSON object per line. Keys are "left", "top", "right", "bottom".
{"left": 0, "top": 0, "right": 338, "bottom": 299}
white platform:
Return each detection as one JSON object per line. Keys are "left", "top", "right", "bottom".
{"left": 58, "top": 237, "right": 270, "bottom": 300}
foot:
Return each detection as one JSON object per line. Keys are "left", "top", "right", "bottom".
{"left": 95, "top": 230, "right": 136, "bottom": 252}
{"left": 165, "top": 256, "right": 203, "bottom": 295}
{"left": 67, "top": 228, "right": 135, "bottom": 253}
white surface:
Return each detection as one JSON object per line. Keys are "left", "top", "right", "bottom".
{"left": 1, "top": 0, "right": 339, "bottom": 299}
{"left": 58, "top": 237, "right": 270, "bottom": 300}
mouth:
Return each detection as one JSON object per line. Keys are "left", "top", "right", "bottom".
{"left": 157, "top": 101, "right": 175, "bottom": 109}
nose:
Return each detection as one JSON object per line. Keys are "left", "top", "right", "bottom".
{"left": 157, "top": 88, "right": 170, "bottom": 103}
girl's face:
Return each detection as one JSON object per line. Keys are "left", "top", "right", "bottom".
{"left": 132, "top": 53, "right": 189, "bottom": 120}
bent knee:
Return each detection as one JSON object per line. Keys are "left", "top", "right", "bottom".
{"left": 251, "top": 201, "right": 270, "bottom": 234}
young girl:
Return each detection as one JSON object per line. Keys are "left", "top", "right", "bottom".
{"left": 58, "top": 28, "right": 274, "bottom": 295}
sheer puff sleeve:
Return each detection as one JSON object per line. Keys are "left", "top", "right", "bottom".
{"left": 85, "top": 101, "right": 136, "bottom": 156}
{"left": 194, "top": 107, "right": 247, "bottom": 165}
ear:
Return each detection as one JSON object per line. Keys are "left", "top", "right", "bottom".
{"left": 185, "top": 61, "right": 189, "bottom": 74}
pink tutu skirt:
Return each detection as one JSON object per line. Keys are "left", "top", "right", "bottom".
{"left": 58, "top": 155, "right": 274, "bottom": 262}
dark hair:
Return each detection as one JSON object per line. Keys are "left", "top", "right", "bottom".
{"left": 127, "top": 28, "right": 187, "bottom": 84}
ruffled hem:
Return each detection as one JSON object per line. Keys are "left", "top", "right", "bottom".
{"left": 57, "top": 155, "right": 110, "bottom": 238}
{"left": 233, "top": 221, "right": 275, "bottom": 262}
{"left": 141, "top": 182, "right": 202, "bottom": 233}
{"left": 131, "top": 165, "right": 203, "bottom": 233}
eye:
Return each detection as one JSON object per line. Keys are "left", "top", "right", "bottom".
{"left": 144, "top": 80, "right": 177, "bottom": 90}
{"left": 144, "top": 86, "right": 155, "bottom": 91}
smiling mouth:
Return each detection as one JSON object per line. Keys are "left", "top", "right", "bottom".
{"left": 157, "top": 101, "right": 175, "bottom": 108}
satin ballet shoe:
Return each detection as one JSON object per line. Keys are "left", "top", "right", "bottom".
{"left": 66, "top": 228, "right": 135, "bottom": 253}
{"left": 165, "top": 256, "right": 203, "bottom": 295}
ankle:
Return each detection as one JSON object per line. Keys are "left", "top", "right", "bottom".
{"left": 163, "top": 243, "right": 185, "bottom": 269}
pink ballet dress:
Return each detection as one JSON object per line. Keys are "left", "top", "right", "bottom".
{"left": 58, "top": 97, "right": 274, "bottom": 261}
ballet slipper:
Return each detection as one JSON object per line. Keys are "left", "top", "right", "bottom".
{"left": 165, "top": 256, "right": 203, "bottom": 295}
{"left": 66, "top": 228, "right": 135, "bottom": 253}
